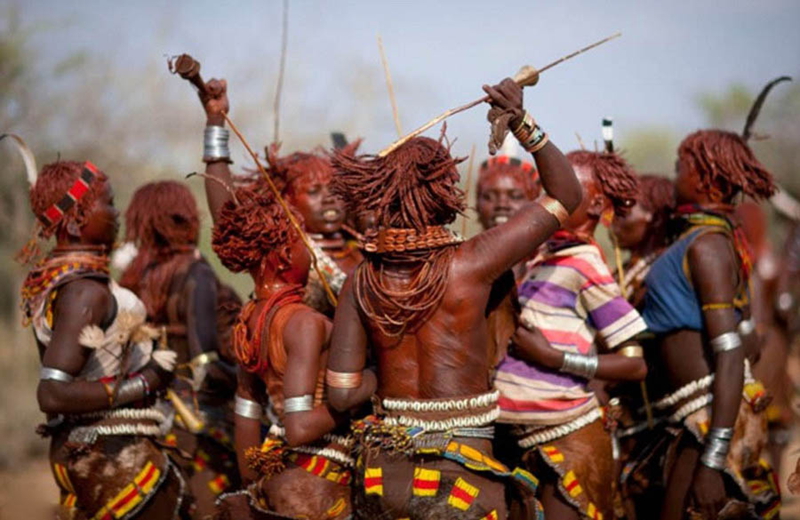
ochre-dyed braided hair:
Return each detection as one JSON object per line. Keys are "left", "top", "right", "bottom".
{"left": 477, "top": 156, "right": 540, "bottom": 201}
{"left": 566, "top": 150, "right": 639, "bottom": 215}
{"left": 30, "top": 160, "right": 109, "bottom": 240}
{"left": 119, "top": 181, "right": 200, "bottom": 321}
{"left": 265, "top": 143, "right": 335, "bottom": 198}
{"left": 678, "top": 130, "right": 776, "bottom": 201}
{"left": 331, "top": 136, "right": 465, "bottom": 232}
{"left": 212, "top": 184, "right": 302, "bottom": 274}
{"left": 330, "top": 136, "right": 465, "bottom": 337}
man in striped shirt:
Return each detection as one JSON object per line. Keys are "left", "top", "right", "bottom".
{"left": 494, "top": 150, "right": 648, "bottom": 520}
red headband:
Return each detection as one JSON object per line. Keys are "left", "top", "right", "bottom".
{"left": 38, "top": 161, "right": 99, "bottom": 227}
{"left": 480, "top": 155, "right": 536, "bottom": 175}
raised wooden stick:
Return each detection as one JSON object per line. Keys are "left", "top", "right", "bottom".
{"left": 273, "top": 0, "right": 289, "bottom": 143}
{"left": 170, "top": 54, "right": 338, "bottom": 307}
{"left": 378, "top": 32, "right": 621, "bottom": 157}
{"left": 461, "top": 144, "right": 477, "bottom": 237}
{"left": 378, "top": 35, "right": 403, "bottom": 138}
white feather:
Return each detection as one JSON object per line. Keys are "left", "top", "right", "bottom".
{"left": 152, "top": 350, "right": 178, "bottom": 372}
{"left": 1, "top": 134, "right": 38, "bottom": 185}
{"left": 500, "top": 133, "right": 519, "bottom": 158}
{"left": 78, "top": 325, "right": 105, "bottom": 349}
{"left": 111, "top": 242, "right": 139, "bottom": 271}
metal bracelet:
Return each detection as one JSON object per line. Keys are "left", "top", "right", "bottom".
{"left": 116, "top": 376, "right": 146, "bottom": 405}
{"left": 737, "top": 319, "right": 755, "bottom": 337}
{"left": 326, "top": 369, "right": 363, "bottom": 389}
{"left": 511, "top": 111, "right": 536, "bottom": 141}
{"left": 709, "top": 331, "right": 742, "bottom": 354}
{"left": 235, "top": 396, "right": 263, "bottom": 420}
{"left": 537, "top": 195, "right": 570, "bottom": 226}
{"left": 708, "top": 426, "right": 734, "bottom": 441}
{"left": 561, "top": 352, "right": 599, "bottom": 379}
{"left": 40, "top": 367, "right": 75, "bottom": 383}
{"left": 700, "top": 436, "right": 730, "bottom": 471}
{"left": 522, "top": 125, "right": 547, "bottom": 151}
{"left": 283, "top": 394, "right": 314, "bottom": 414}
{"left": 618, "top": 345, "right": 644, "bottom": 358}
{"left": 203, "top": 125, "right": 230, "bottom": 162}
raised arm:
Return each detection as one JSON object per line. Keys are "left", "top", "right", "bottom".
{"left": 198, "top": 78, "right": 234, "bottom": 223}
{"left": 38, "top": 279, "right": 169, "bottom": 414}
{"left": 326, "top": 277, "right": 377, "bottom": 412}
{"left": 687, "top": 232, "right": 743, "bottom": 517}
{"left": 459, "top": 79, "right": 581, "bottom": 283}
{"left": 282, "top": 310, "right": 344, "bottom": 447}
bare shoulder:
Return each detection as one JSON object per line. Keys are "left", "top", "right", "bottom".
{"left": 285, "top": 306, "right": 330, "bottom": 346}
{"left": 687, "top": 232, "right": 736, "bottom": 272}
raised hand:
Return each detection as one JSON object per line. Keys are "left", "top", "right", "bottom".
{"left": 482, "top": 78, "right": 524, "bottom": 128}
{"left": 200, "top": 78, "right": 229, "bottom": 126}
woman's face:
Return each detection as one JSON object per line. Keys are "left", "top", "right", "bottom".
{"left": 611, "top": 201, "right": 652, "bottom": 250}
{"left": 476, "top": 174, "right": 530, "bottom": 230}
{"left": 80, "top": 182, "right": 119, "bottom": 247}
{"left": 289, "top": 181, "right": 345, "bottom": 236}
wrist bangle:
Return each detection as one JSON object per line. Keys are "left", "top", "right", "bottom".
{"left": 326, "top": 369, "right": 363, "bottom": 389}
{"left": 138, "top": 373, "right": 151, "bottom": 399}
{"left": 700, "top": 427, "right": 733, "bottom": 470}
{"left": 618, "top": 345, "right": 644, "bottom": 358}
{"left": 284, "top": 395, "right": 314, "bottom": 414}
{"left": 524, "top": 131, "right": 549, "bottom": 154}
{"left": 512, "top": 111, "right": 536, "bottom": 141}
{"left": 561, "top": 352, "right": 599, "bottom": 379}
{"left": 203, "top": 125, "right": 231, "bottom": 163}
{"left": 709, "top": 332, "right": 741, "bottom": 354}
{"left": 537, "top": 195, "right": 569, "bottom": 226}
{"left": 235, "top": 396, "right": 263, "bottom": 420}
{"left": 116, "top": 376, "right": 146, "bottom": 405}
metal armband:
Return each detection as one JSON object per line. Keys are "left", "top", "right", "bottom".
{"left": 283, "top": 395, "right": 314, "bottom": 414}
{"left": 235, "top": 396, "right": 263, "bottom": 420}
{"left": 115, "top": 375, "right": 147, "bottom": 405}
{"left": 561, "top": 352, "right": 599, "bottom": 379}
{"left": 618, "top": 345, "right": 644, "bottom": 358}
{"left": 709, "top": 332, "right": 742, "bottom": 354}
{"left": 537, "top": 195, "right": 569, "bottom": 227}
{"left": 40, "top": 367, "right": 75, "bottom": 383}
{"left": 699, "top": 427, "right": 733, "bottom": 471}
{"left": 326, "top": 369, "right": 363, "bottom": 389}
{"left": 203, "top": 125, "right": 231, "bottom": 163}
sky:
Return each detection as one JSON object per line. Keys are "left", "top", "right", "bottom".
{"left": 11, "top": 0, "right": 800, "bottom": 162}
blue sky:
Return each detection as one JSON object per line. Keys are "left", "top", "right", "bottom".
{"left": 13, "top": 0, "right": 800, "bottom": 161}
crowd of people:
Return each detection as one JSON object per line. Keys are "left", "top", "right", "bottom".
{"left": 12, "top": 66, "right": 799, "bottom": 520}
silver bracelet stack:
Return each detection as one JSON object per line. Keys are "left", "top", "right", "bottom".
{"left": 710, "top": 332, "right": 742, "bottom": 354}
{"left": 116, "top": 375, "right": 146, "bottom": 405}
{"left": 283, "top": 394, "right": 314, "bottom": 414}
{"left": 235, "top": 396, "right": 263, "bottom": 420}
{"left": 700, "top": 426, "right": 733, "bottom": 470}
{"left": 561, "top": 352, "right": 599, "bottom": 379}
{"left": 203, "top": 125, "right": 231, "bottom": 163}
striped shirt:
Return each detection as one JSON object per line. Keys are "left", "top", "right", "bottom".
{"left": 496, "top": 244, "right": 647, "bottom": 425}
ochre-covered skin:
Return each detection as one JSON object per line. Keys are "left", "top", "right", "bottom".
{"left": 25, "top": 161, "right": 181, "bottom": 519}
{"left": 196, "top": 79, "right": 350, "bottom": 519}
{"left": 326, "top": 79, "right": 582, "bottom": 518}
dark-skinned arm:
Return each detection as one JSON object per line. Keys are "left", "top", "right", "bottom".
{"left": 688, "top": 232, "right": 744, "bottom": 519}
{"left": 38, "top": 279, "right": 168, "bottom": 414}
{"left": 512, "top": 326, "right": 647, "bottom": 381}
{"left": 461, "top": 79, "right": 581, "bottom": 283}
{"left": 282, "top": 310, "right": 344, "bottom": 447}
{"left": 234, "top": 369, "right": 264, "bottom": 484}
{"left": 198, "top": 78, "right": 234, "bottom": 224}
{"left": 326, "top": 277, "right": 378, "bottom": 412}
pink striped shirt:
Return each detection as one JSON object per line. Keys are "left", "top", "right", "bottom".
{"left": 495, "top": 244, "right": 647, "bottom": 425}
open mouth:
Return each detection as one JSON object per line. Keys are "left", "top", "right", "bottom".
{"left": 492, "top": 215, "right": 510, "bottom": 225}
{"left": 322, "top": 209, "right": 342, "bottom": 222}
